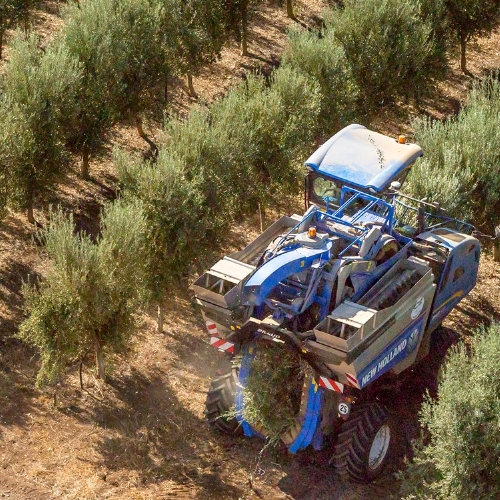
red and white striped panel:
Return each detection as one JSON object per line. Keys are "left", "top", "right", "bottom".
{"left": 205, "top": 321, "right": 219, "bottom": 337}
{"left": 318, "top": 376, "right": 344, "bottom": 393}
{"left": 344, "top": 373, "right": 360, "bottom": 389}
{"left": 210, "top": 336, "right": 235, "bottom": 354}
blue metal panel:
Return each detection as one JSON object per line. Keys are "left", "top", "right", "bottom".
{"left": 243, "top": 242, "right": 332, "bottom": 306}
{"left": 426, "top": 229, "right": 480, "bottom": 330}
{"left": 305, "top": 125, "right": 422, "bottom": 192}
{"left": 235, "top": 345, "right": 259, "bottom": 437}
{"left": 288, "top": 378, "right": 323, "bottom": 453}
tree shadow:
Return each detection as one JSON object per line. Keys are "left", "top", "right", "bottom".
{"left": 0, "top": 337, "right": 45, "bottom": 432}
{"left": 454, "top": 294, "right": 500, "bottom": 334}
{"left": 0, "top": 259, "right": 41, "bottom": 337}
{"left": 92, "top": 368, "right": 244, "bottom": 498}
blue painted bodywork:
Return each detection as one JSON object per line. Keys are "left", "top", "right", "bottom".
{"left": 288, "top": 377, "right": 323, "bottom": 453}
{"left": 305, "top": 124, "right": 423, "bottom": 192}
{"left": 243, "top": 240, "right": 332, "bottom": 307}
{"left": 236, "top": 343, "right": 324, "bottom": 452}
{"left": 423, "top": 229, "right": 481, "bottom": 331}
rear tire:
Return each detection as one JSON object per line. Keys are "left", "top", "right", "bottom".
{"left": 331, "top": 401, "right": 394, "bottom": 483}
{"left": 204, "top": 370, "right": 242, "bottom": 435}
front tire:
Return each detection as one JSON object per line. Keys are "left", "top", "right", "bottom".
{"left": 204, "top": 369, "right": 242, "bottom": 435}
{"left": 331, "top": 401, "right": 394, "bottom": 482}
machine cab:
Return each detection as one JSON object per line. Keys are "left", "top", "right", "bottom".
{"left": 305, "top": 124, "right": 423, "bottom": 211}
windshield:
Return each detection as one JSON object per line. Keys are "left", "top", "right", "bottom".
{"left": 312, "top": 176, "right": 342, "bottom": 206}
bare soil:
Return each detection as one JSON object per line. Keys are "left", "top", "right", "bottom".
{"left": 1, "top": 2, "right": 500, "bottom": 499}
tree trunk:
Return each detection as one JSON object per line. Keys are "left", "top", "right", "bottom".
{"left": 135, "top": 115, "right": 158, "bottom": 159}
{"left": 241, "top": 2, "right": 249, "bottom": 56}
{"left": 494, "top": 226, "right": 500, "bottom": 263}
{"left": 95, "top": 343, "right": 106, "bottom": 380}
{"left": 27, "top": 191, "right": 35, "bottom": 225}
{"left": 157, "top": 302, "right": 165, "bottom": 333}
{"left": 286, "top": 0, "right": 295, "bottom": 19}
{"left": 81, "top": 145, "right": 90, "bottom": 180}
{"left": 460, "top": 32, "right": 467, "bottom": 74}
{"left": 0, "top": 27, "right": 4, "bottom": 60}
{"left": 187, "top": 73, "right": 197, "bottom": 99}
{"left": 494, "top": 241, "right": 500, "bottom": 262}
{"left": 258, "top": 203, "right": 265, "bottom": 232}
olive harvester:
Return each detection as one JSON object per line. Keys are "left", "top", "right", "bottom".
{"left": 192, "top": 124, "right": 480, "bottom": 482}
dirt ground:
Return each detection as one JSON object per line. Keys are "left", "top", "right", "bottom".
{"left": 1, "top": 2, "right": 500, "bottom": 498}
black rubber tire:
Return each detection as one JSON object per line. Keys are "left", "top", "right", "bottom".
{"left": 331, "top": 401, "right": 394, "bottom": 483}
{"left": 425, "top": 326, "right": 459, "bottom": 397}
{"left": 430, "top": 326, "right": 459, "bottom": 357}
{"left": 204, "top": 370, "right": 242, "bottom": 435}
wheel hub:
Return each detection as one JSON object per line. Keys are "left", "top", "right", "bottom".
{"left": 368, "top": 424, "right": 391, "bottom": 470}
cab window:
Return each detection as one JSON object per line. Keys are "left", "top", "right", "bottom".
{"left": 312, "top": 177, "right": 341, "bottom": 205}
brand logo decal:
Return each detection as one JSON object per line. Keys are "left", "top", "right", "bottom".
{"left": 411, "top": 297, "right": 425, "bottom": 319}
{"left": 406, "top": 328, "right": 420, "bottom": 353}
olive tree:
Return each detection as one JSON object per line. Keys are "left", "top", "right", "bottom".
{"left": 171, "top": 0, "right": 228, "bottom": 98}
{"left": 399, "top": 323, "right": 500, "bottom": 500}
{"left": 444, "top": 0, "right": 500, "bottom": 74}
{"left": 282, "top": 27, "right": 359, "bottom": 132}
{"left": 0, "top": 31, "right": 82, "bottom": 223}
{"left": 163, "top": 67, "right": 320, "bottom": 228}
{"left": 326, "top": 0, "right": 440, "bottom": 115}
{"left": 61, "top": 0, "right": 173, "bottom": 175}
{"left": 407, "top": 76, "right": 500, "bottom": 232}
{"left": 19, "top": 200, "right": 148, "bottom": 385}
{"left": 115, "top": 149, "right": 207, "bottom": 332}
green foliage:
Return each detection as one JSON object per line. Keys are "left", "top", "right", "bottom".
{"left": 282, "top": 26, "right": 358, "bottom": 130}
{"left": 114, "top": 148, "right": 207, "bottom": 303}
{"left": 173, "top": 0, "right": 227, "bottom": 76}
{"left": 62, "top": 0, "right": 173, "bottom": 163}
{"left": 161, "top": 107, "right": 238, "bottom": 229}
{"left": 445, "top": 0, "right": 500, "bottom": 72}
{"left": 407, "top": 76, "right": 500, "bottom": 231}
{"left": 0, "top": 0, "right": 19, "bottom": 59}
{"left": 399, "top": 323, "right": 500, "bottom": 500}
{"left": 325, "top": 0, "right": 439, "bottom": 113}
{"left": 162, "top": 67, "right": 320, "bottom": 224}
{"left": 0, "top": 31, "right": 82, "bottom": 218}
{"left": 418, "top": 0, "right": 450, "bottom": 75}
{"left": 18, "top": 201, "right": 148, "bottom": 386}
{"left": 265, "top": 66, "right": 321, "bottom": 189}
{"left": 209, "top": 69, "right": 316, "bottom": 206}
{"left": 445, "top": 0, "right": 500, "bottom": 43}
{"left": 241, "top": 343, "right": 306, "bottom": 444}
